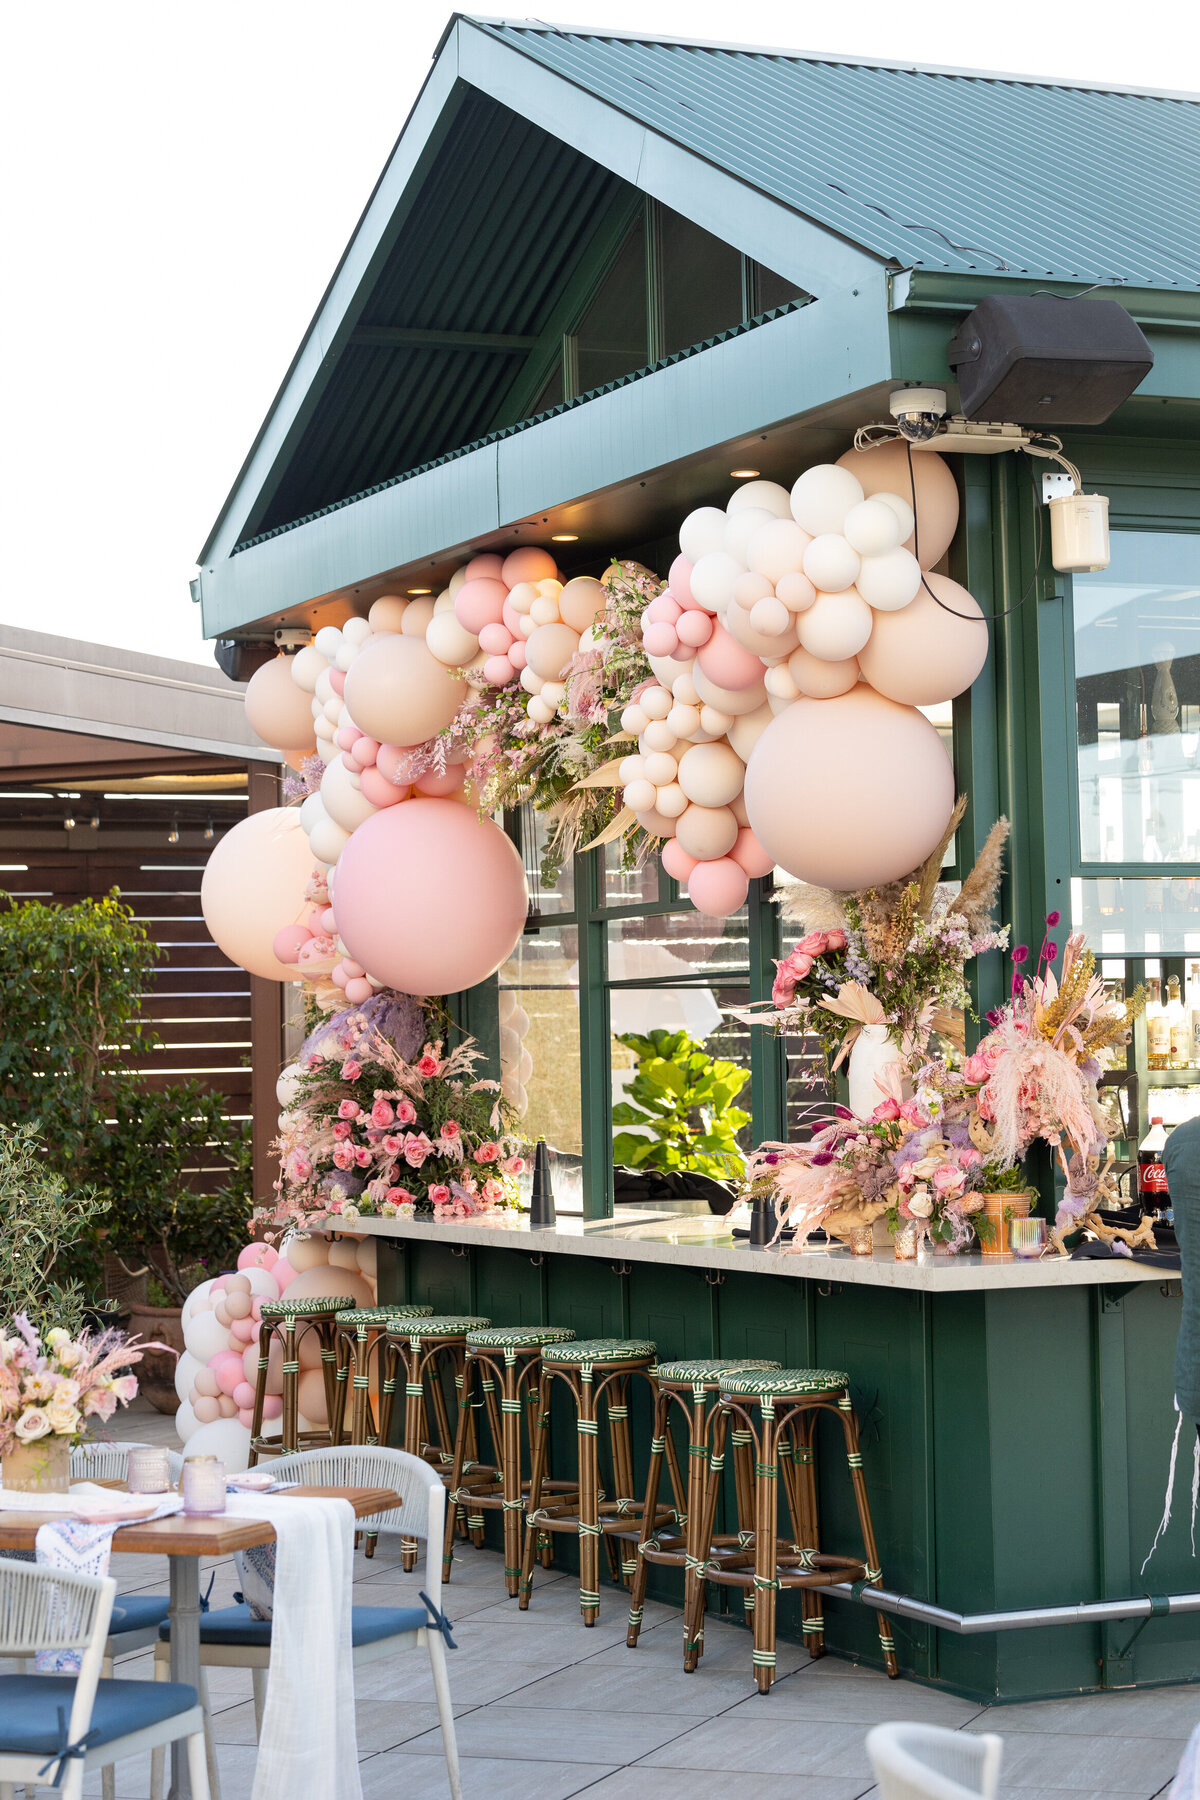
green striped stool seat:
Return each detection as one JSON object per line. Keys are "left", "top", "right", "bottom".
{"left": 390, "top": 1315, "right": 491, "bottom": 1339}
{"left": 466, "top": 1326, "right": 576, "bottom": 1350}
{"left": 655, "top": 1358, "right": 781, "bottom": 1385}
{"left": 718, "top": 1368, "right": 848, "bottom": 1397}
{"left": 541, "top": 1339, "right": 656, "bottom": 1365}
{"left": 335, "top": 1305, "right": 433, "bottom": 1326}
{"left": 260, "top": 1296, "right": 357, "bottom": 1318}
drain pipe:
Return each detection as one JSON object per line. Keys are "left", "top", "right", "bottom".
{"left": 830, "top": 1581, "right": 1200, "bottom": 1634}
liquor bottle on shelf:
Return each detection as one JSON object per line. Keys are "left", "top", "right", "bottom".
{"left": 1168, "top": 975, "right": 1190, "bottom": 1068}
{"left": 1189, "top": 961, "right": 1200, "bottom": 1064}
{"left": 1138, "top": 1117, "right": 1170, "bottom": 1214}
{"left": 1146, "top": 976, "right": 1169, "bottom": 1071}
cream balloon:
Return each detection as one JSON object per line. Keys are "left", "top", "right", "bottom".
{"left": 726, "top": 479, "right": 792, "bottom": 519}
{"left": 856, "top": 547, "right": 923, "bottom": 612}
{"left": 677, "top": 742, "right": 745, "bottom": 809}
{"left": 689, "top": 552, "right": 744, "bottom": 613}
{"left": 725, "top": 597, "right": 798, "bottom": 659}
{"left": 314, "top": 627, "right": 342, "bottom": 661}
{"left": 283, "top": 1234, "right": 329, "bottom": 1273}
{"left": 836, "top": 442, "right": 958, "bottom": 568}
{"left": 856, "top": 573, "right": 988, "bottom": 705}
{"left": 425, "top": 610, "right": 480, "bottom": 666}
{"left": 200, "top": 808, "right": 316, "bottom": 981}
{"left": 244, "top": 657, "right": 317, "bottom": 753}
{"left": 308, "top": 815, "right": 351, "bottom": 865}
{"left": 368, "top": 594, "right": 409, "bottom": 632}
{"left": 525, "top": 622, "right": 580, "bottom": 681}
{"left": 289, "top": 645, "right": 328, "bottom": 693}
{"left": 744, "top": 688, "right": 955, "bottom": 889}
{"left": 692, "top": 668, "right": 769, "bottom": 716}
{"left": 790, "top": 465, "right": 864, "bottom": 536}
{"left": 726, "top": 703, "right": 775, "bottom": 762}
{"left": 802, "top": 534, "right": 861, "bottom": 594}
{"left": 786, "top": 646, "right": 861, "bottom": 698}
{"left": 747, "top": 519, "right": 812, "bottom": 585}
{"left": 633, "top": 807, "right": 679, "bottom": 840}
{"left": 794, "top": 590, "right": 874, "bottom": 661}
{"left": 343, "top": 634, "right": 466, "bottom": 746}
{"left": 320, "top": 756, "right": 377, "bottom": 833}
{"left": 675, "top": 803, "right": 739, "bottom": 861}
{"left": 722, "top": 507, "right": 775, "bottom": 565}
{"left": 400, "top": 598, "right": 436, "bottom": 638}
{"left": 843, "top": 497, "right": 905, "bottom": 558}
{"left": 557, "top": 577, "right": 606, "bottom": 633}
{"left": 679, "top": 506, "right": 729, "bottom": 563}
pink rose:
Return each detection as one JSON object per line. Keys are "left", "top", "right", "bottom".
{"left": 305, "top": 1053, "right": 326, "bottom": 1069}
{"left": 83, "top": 1389, "right": 116, "bottom": 1421}
{"left": 869, "top": 1098, "right": 901, "bottom": 1123}
{"left": 474, "top": 1141, "right": 498, "bottom": 1164}
{"left": 332, "top": 1143, "right": 355, "bottom": 1171}
{"left": 503, "top": 1156, "right": 525, "bottom": 1176}
{"left": 416, "top": 1054, "right": 441, "bottom": 1077}
{"left": 385, "top": 1187, "right": 415, "bottom": 1206}
{"left": 795, "top": 932, "right": 826, "bottom": 957}
{"left": 338, "top": 1099, "right": 360, "bottom": 1121}
{"left": 824, "top": 928, "right": 847, "bottom": 951}
{"left": 403, "top": 1133, "right": 434, "bottom": 1169}
{"left": 931, "top": 1165, "right": 965, "bottom": 1195}
{"left": 394, "top": 1100, "right": 417, "bottom": 1126}
{"left": 287, "top": 1152, "right": 313, "bottom": 1182}
{"left": 333, "top": 1120, "right": 352, "bottom": 1140}
{"left": 341, "top": 1060, "right": 362, "bottom": 1081}
{"left": 371, "top": 1099, "right": 395, "bottom": 1129}
{"left": 428, "top": 1184, "right": 451, "bottom": 1207}
{"left": 110, "top": 1375, "right": 138, "bottom": 1404}
{"left": 482, "top": 1178, "right": 505, "bottom": 1204}
{"left": 382, "top": 1135, "right": 403, "bottom": 1156}
{"left": 439, "top": 1120, "right": 460, "bottom": 1141}
{"left": 354, "top": 1146, "right": 372, "bottom": 1168}
{"left": 788, "top": 952, "right": 813, "bottom": 979}
{"left": 962, "top": 1054, "right": 993, "bottom": 1085}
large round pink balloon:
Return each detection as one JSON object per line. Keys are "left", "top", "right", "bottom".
{"left": 856, "top": 573, "right": 989, "bottom": 705}
{"left": 335, "top": 800, "right": 529, "bottom": 996}
{"left": 201, "top": 808, "right": 316, "bottom": 980}
{"left": 743, "top": 689, "right": 955, "bottom": 889}
{"left": 836, "top": 442, "right": 959, "bottom": 569}
{"left": 244, "top": 657, "right": 317, "bottom": 753}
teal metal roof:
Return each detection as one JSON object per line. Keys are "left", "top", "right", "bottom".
{"left": 471, "top": 20, "right": 1200, "bottom": 290}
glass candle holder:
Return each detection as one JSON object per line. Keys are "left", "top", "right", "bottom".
{"left": 182, "top": 1455, "right": 226, "bottom": 1516}
{"left": 1010, "top": 1217, "right": 1049, "bottom": 1259}
{"left": 847, "top": 1225, "right": 874, "bottom": 1256}
{"left": 893, "top": 1221, "right": 920, "bottom": 1261}
{"left": 127, "top": 1446, "right": 171, "bottom": 1494}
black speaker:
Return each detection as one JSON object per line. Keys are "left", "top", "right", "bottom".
{"left": 947, "top": 294, "right": 1153, "bottom": 426}
{"left": 213, "top": 638, "right": 275, "bottom": 683}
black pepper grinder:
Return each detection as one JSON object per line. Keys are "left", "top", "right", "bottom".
{"left": 748, "top": 1191, "right": 777, "bottom": 1248}
{"left": 529, "top": 1137, "right": 557, "bottom": 1229}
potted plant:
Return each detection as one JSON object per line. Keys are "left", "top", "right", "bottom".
{"left": 612, "top": 1028, "right": 751, "bottom": 1180}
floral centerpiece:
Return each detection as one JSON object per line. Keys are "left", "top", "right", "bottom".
{"left": 269, "top": 1017, "right": 526, "bottom": 1229}
{"left": 0, "top": 1315, "right": 147, "bottom": 1491}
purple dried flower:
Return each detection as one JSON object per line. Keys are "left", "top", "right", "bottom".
{"left": 832, "top": 1104, "right": 854, "bottom": 1121}
{"left": 1045, "top": 909, "right": 1061, "bottom": 927}
{"left": 1012, "top": 945, "right": 1029, "bottom": 963}
{"left": 985, "top": 1008, "right": 1002, "bottom": 1026}
{"left": 763, "top": 1153, "right": 780, "bottom": 1166}
{"left": 1045, "top": 942, "right": 1058, "bottom": 961}
{"left": 810, "top": 1151, "right": 835, "bottom": 1167}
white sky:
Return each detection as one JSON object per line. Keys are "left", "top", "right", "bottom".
{"left": 0, "top": 0, "right": 1193, "bottom": 668}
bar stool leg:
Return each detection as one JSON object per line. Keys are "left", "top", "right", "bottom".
{"left": 426, "top": 1350, "right": 455, "bottom": 1458}
{"left": 319, "top": 1323, "right": 341, "bottom": 1434}
{"left": 606, "top": 1376, "right": 637, "bottom": 1587}
{"left": 247, "top": 1319, "right": 272, "bottom": 1468}
{"left": 350, "top": 1325, "right": 372, "bottom": 1445}
{"left": 626, "top": 1385, "right": 670, "bottom": 1647}
{"left": 331, "top": 1330, "right": 351, "bottom": 1445}
{"left": 281, "top": 1319, "right": 300, "bottom": 1455}
{"left": 789, "top": 1412, "right": 825, "bottom": 1658}
{"left": 500, "top": 1349, "right": 526, "bottom": 1598}
{"left": 730, "top": 1425, "right": 757, "bottom": 1623}
{"left": 518, "top": 1367, "right": 552, "bottom": 1608}
{"left": 752, "top": 1400, "right": 781, "bottom": 1694}
{"left": 576, "top": 1366, "right": 602, "bottom": 1625}
{"left": 442, "top": 1351, "right": 477, "bottom": 1581}
{"left": 836, "top": 1393, "right": 898, "bottom": 1678}
{"left": 459, "top": 1361, "right": 486, "bottom": 1546}
{"left": 376, "top": 1339, "right": 399, "bottom": 1450}
{"left": 682, "top": 1399, "right": 728, "bottom": 1671}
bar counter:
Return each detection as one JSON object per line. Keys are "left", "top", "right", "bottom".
{"left": 319, "top": 1206, "right": 1195, "bottom": 1703}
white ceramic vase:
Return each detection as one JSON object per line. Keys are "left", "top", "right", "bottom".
{"left": 847, "top": 1022, "right": 911, "bottom": 1119}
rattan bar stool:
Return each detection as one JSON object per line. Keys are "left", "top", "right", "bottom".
{"left": 331, "top": 1304, "right": 434, "bottom": 1448}
{"left": 441, "top": 1325, "right": 577, "bottom": 1596}
{"left": 376, "top": 1314, "right": 494, "bottom": 1569}
{"left": 519, "top": 1338, "right": 681, "bottom": 1626}
{"left": 626, "top": 1356, "right": 780, "bottom": 1665}
{"left": 247, "top": 1294, "right": 357, "bottom": 1463}
{"left": 696, "top": 1367, "right": 899, "bottom": 1693}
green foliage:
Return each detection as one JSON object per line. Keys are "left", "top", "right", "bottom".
{"left": 612, "top": 1029, "right": 751, "bottom": 1180}
{"left": 0, "top": 1124, "right": 112, "bottom": 1334}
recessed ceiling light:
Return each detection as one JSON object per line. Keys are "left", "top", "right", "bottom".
{"left": 551, "top": 533, "right": 578, "bottom": 542}
{"left": 730, "top": 468, "right": 760, "bottom": 478}
{"left": 407, "top": 587, "right": 432, "bottom": 596}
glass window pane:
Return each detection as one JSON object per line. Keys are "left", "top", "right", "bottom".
{"left": 755, "top": 262, "right": 810, "bottom": 313}
{"left": 532, "top": 360, "right": 563, "bottom": 415}
{"left": 1072, "top": 873, "right": 1200, "bottom": 954}
{"left": 1074, "top": 530, "right": 1200, "bottom": 864}
{"left": 575, "top": 222, "right": 647, "bottom": 393}
{"left": 516, "top": 809, "right": 575, "bottom": 917}
{"left": 608, "top": 906, "right": 749, "bottom": 980}
{"left": 660, "top": 210, "right": 743, "bottom": 355}
{"left": 499, "top": 924, "right": 581, "bottom": 1171}
{"left": 610, "top": 981, "right": 753, "bottom": 1186}
{"left": 603, "top": 839, "right": 660, "bottom": 907}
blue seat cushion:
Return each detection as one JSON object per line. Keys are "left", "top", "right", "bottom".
{"left": 108, "top": 1594, "right": 171, "bottom": 1638}
{"left": 0, "top": 1674, "right": 198, "bottom": 1754}
{"left": 159, "top": 1601, "right": 427, "bottom": 1648}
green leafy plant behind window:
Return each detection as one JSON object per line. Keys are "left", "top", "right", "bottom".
{"left": 612, "top": 1028, "right": 751, "bottom": 1180}
{"left": 0, "top": 1124, "right": 111, "bottom": 1335}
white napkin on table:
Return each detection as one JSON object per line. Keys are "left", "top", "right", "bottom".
{"left": 222, "top": 1492, "right": 362, "bottom": 1800}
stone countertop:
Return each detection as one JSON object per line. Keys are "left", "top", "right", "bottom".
{"left": 312, "top": 1206, "right": 1173, "bottom": 1293}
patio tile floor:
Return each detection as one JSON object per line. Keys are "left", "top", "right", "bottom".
{"left": 75, "top": 1401, "right": 1198, "bottom": 1799}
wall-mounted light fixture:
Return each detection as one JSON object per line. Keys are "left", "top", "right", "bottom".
{"left": 167, "top": 821, "right": 180, "bottom": 845}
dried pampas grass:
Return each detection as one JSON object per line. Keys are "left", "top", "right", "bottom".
{"left": 774, "top": 882, "right": 849, "bottom": 933}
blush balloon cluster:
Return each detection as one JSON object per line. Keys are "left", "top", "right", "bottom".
{"left": 617, "top": 441, "right": 989, "bottom": 914}
{"left": 174, "top": 1232, "right": 379, "bottom": 1471}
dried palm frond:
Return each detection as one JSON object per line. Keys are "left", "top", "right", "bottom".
{"left": 914, "top": 794, "right": 968, "bottom": 918}
{"left": 774, "top": 882, "right": 849, "bottom": 932}
{"left": 857, "top": 881, "right": 918, "bottom": 972}
{"left": 948, "top": 816, "right": 1010, "bottom": 935}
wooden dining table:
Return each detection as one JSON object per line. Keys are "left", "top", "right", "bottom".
{"left": 0, "top": 1483, "right": 400, "bottom": 1800}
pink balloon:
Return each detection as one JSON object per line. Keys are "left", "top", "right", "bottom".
{"left": 646, "top": 595, "right": 682, "bottom": 625}
{"left": 339, "top": 751, "right": 358, "bottom": 772}
{"left": 669, "top": 556, "right": 696, "bottom": 607}
{"left": 212, "top": 1355, "right": 244, "bottom": 1398}
{"left": 193, "top": 1395, "right": 220, "bottom": 1424}
{"left": 271, "top": 924, "right": 312, "bottom": 965}
{"left": 676, "top": 611, "right": 714, "bottom": 648}
{"left": 335, "top": 799, "right": 528, "bottom": 997}
{"left": 502, "top": 546, "right": 558, "bottom": 587}
{"left": 507, "top": 639, "right": 527, "bottom": 671}
{"left": 250, "top": 1298, "right": 263, "bottom": 1320}
{"left": 237, "top": 1408, "right": 255, "bottom": 1429}
{"left": 463, "top": 553, "right": 504, "bottom": 582}
{"left": 478, "top": 622, "right": 514, "bottom": 655}
{"left": 318, "top": 907, "right": 337, "bottom": 933}
{"left": 209, "top": 1278, "right": 227, "bottom": 1294}
{"left": 730, "top": 827, "right": 775, "bottom": 880}
{"left": 230, "top": 1317, "right": 256, "bottom": 1343}
{"left": 501, "top": 598, "right": 523, "bottom": 636}
{"left": 262, "top": 1395, "right": 283, "bottom": 1421}
{"left": 415, "top": 766, "right": 465, "bottom": 798}
{"left": 454, "top": 578, "right": 509, "bottom": 634}
{"left": 237, "top": 1243, "right": 277, "bottom": 1271}
{"left": 688, "top": 857, "right": 750, "bottom": 918}
{"left": 643, "top": 623, "right": 679, "bottom": 659}
{"left": 483, "top": 655, "right": 517, "bottom": 686}
{"left": 328, "top": 668, "right": 346, "bottom": 697}
{"left": 359, "top": 764, "right": 408, "bottom": 808}
{"left": 377, "top": 744, "right": 420, "bottom": 785}
{"left": 344, "top": 977, "right": 373, "bottom": 1003}
{"left": 339, "top": 958, "right": 364, "bottom": 979}
{"left": 335, "top": 725, "right": 361, "bottom": 752}
{"left": 350, "top": 737, "right": 380, "bottom": 769}
{"left": 697, "top": 620, "right": 765, "bottom": 692}
{"left": 274, "top": 1262, "right": 297, "bottom": 1291}
{"left": 331, "top": 964, "right": 348, "bottom": 989}
{"left": 232, "top": 1381, "right": 256, "bottom": 1410}
{"left": 661, "top": 839, "right": 699, "bottom": 883}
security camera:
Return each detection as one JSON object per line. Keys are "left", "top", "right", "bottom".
{"left": 889, "top": 387, "right": 947, "bottom": 444}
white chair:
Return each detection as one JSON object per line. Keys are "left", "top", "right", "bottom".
{"left": 866, "top": 1722, "right": 1003, "bottom": 1800}
{"left": 0, "top": 1559, "right": 208, "bottom": 1800}
{"left": 151, "top": 1444, "right": 462, "bottom": 1800}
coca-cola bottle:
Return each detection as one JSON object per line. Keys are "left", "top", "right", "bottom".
{"left": 1138, "top": 1118, "right": 1170, "bottom": 1214}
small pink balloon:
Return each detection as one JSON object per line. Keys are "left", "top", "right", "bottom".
{"left": 331, "top": 964, "right": 348, "bottom": 989}
{"left": 237, "top": 1407, "right": 255, "bottom": 1429}
{"left": 501, "top": 598, "right": 523, "bottom": 636}
{"left": 454, "top": 577, "right": 509, "bottom": 634}
{"left": 483, "top": 654, "right": 517, "bottom": 686}
{"left": 697, "top": 620, "right": 766, "bottom": 691}
{"left": 209, "top": 1278, "right": 227, "bottom": 1294}
{"left": 731, "top": 826, "right": 775, "bottom": 879}
{"left": 271, "top": 924, "right": 313, "bottom": 965}
{"left": 262, "top": 1395, "right": 283, "bottom": 1421}
{"left": 478, "top": 621, "right": 514, "bottom": 655}
{"left": 359, "top": 764, "right": 408, "bottom": 808}
{"left": 232, "top": 1381, "right": 256, "bottom": 1410}
{"left": 688, "top": 856, "right": 750, "bottom": 917}
{"left": 339, "top": 958, "right": 365, "bottom": 979}
{"left": 213, "top": 1356, "right": 244, "bottom": 1398}
{"left": 661, "top": 838, "right": 699, "bottom": 883}
{"left": 274, "top": 1262, "right": 297, "bottom": 1290}
{"left": 237, "top": 1243, "right": 277, "bottom": 1271}
{"left": 377, "top": 744, "right": 420, "bottom": 785}
{"left": 464, "top": 553, "right": 505, "bottom": 582}
{"left": 502, "top": 546, "right": 559, "bottom": 587}
{"left": 646, "top": 595, "right": 682, "bottom": 625}
{"left": 335, "top": 725, "right": 361, "bottom": 752}
{"left": 344, "top": 976, "right": 373, "bottom": 1003}
{"left": 415, "top": 766, "right": 465, "bottom": 798}
{"left": 328, "top": 668, "right": 346, "bottom": 697}
{"left": 319, "top": 906, "right": 337, "bottom": 933}
{"left": 339, "top": 751, "right": 358, "bottom": 772}
{"left": 670, "top": 555, "right": 696, "bottom": 607}
{"left": 350, "top": 737, "right": 380, "bottom": 769}
{"left": 676, "top": 611, "right": 714, "bottom": 648}
{"left": 643, "top": 622, "right": 679, "bottom": 658}
{"left": 250, "top": 1296, "right": 263, "bottom": 1319}
{"left": 508, "top": 639, "right": 527, "bottom": 670}
{"left": 231, "top": 1317, "right": 256, "bottom": 1343}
